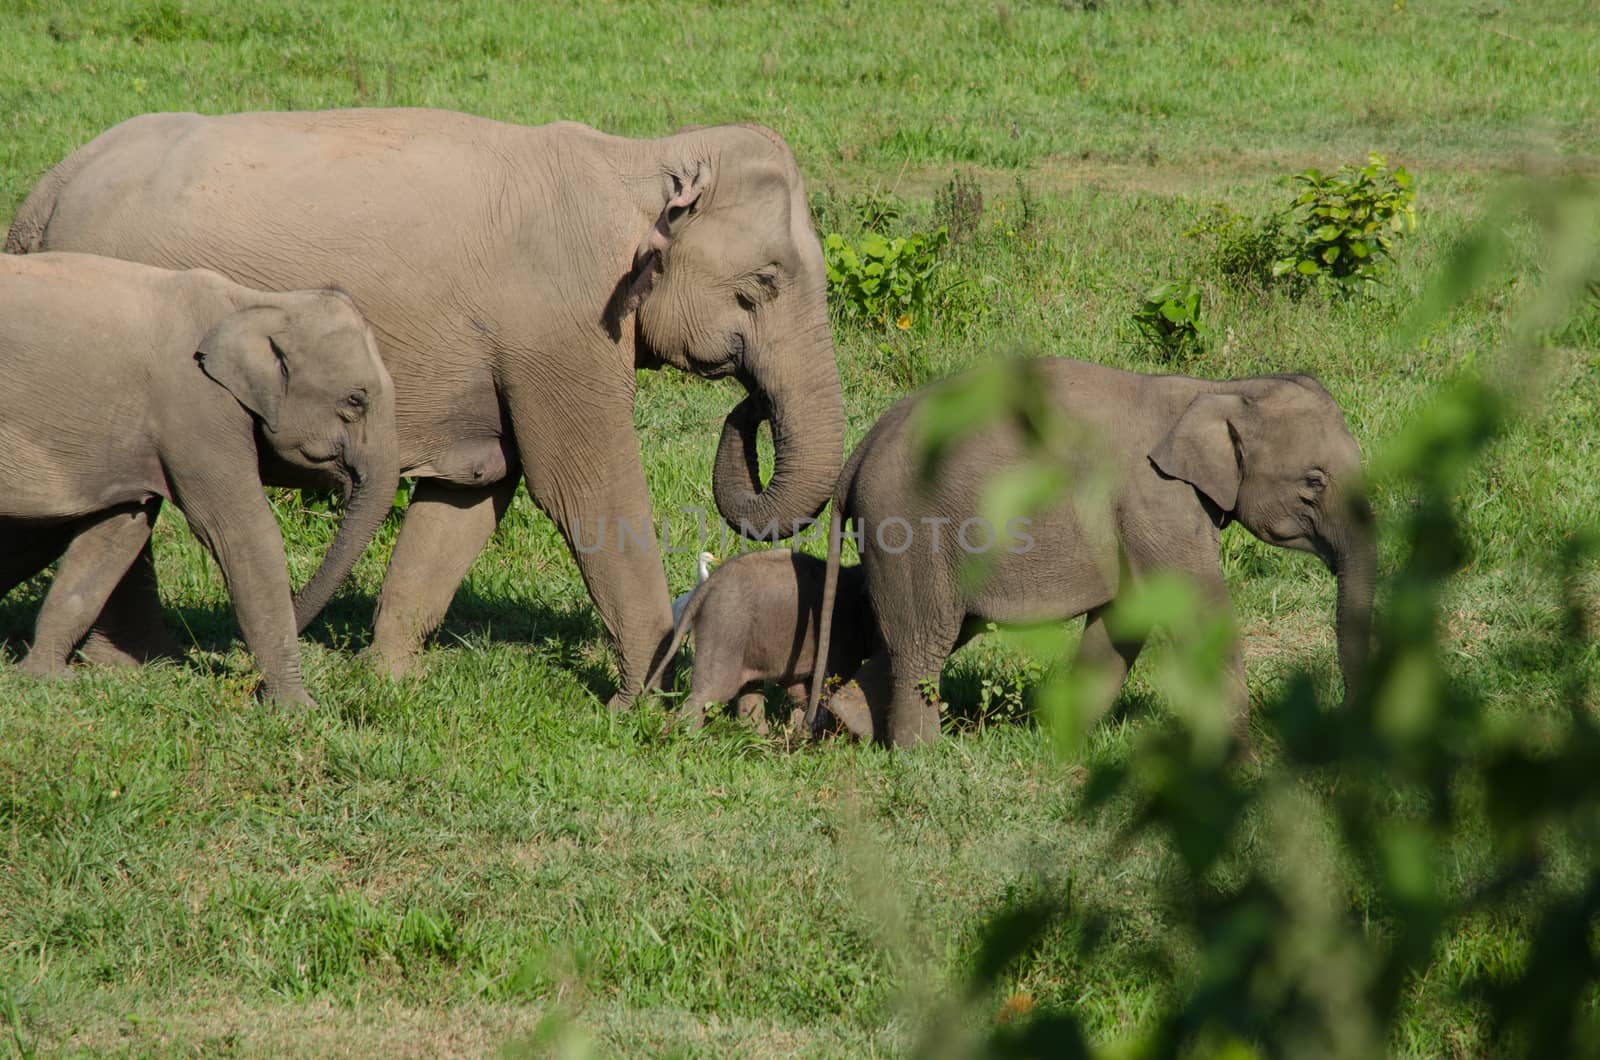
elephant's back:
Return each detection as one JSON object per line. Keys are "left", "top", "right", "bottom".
{"left": 0, "top": 252, "right": 189, "bottom": 346}
{"left": 44, "top": 110, "right": 509, "bottom": 260}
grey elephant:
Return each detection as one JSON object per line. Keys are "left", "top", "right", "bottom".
{"left": 807, "top": 358, "right": 1376, "bottom": 749}
{"left": 0, "top": 252, "right": 399, "bottom": 707}
{"left": 647, "top": 549, "right": 876, "bottom": 733}
{"left": 6, "top": 109, "right": 845, "bottom": 707}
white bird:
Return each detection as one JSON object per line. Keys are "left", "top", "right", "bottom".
{"left": 670, "top": 551, "right": 718, "bottom": 625}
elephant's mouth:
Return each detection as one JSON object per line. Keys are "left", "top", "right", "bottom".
{"left": 296, "top": 443, "right": 357, "bottom": 496}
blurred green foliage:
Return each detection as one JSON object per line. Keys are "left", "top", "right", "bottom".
{"left": 915, "top": 175, "right": 1600, "bottom": 1059}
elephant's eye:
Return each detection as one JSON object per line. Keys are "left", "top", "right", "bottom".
{"left": 343, "top": 390, "right": 368, "bottom": 416}
{"left": 1300, "top": 469, "right": 1328, "bottom": 500}
{"left": 737, "top": 269, "right": 780, "bottom": 312}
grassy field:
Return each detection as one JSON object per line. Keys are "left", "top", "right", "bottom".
{"left": 3, "top": 1, "right": 1599, "bottom": 1055}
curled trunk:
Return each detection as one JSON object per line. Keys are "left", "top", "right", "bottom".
{"left": 712, "top": 327, "right": 845, "bottom": 540}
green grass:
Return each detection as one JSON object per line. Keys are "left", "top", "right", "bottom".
{"left": 3, "top": 1, "right": 1599, "bottom": 1055}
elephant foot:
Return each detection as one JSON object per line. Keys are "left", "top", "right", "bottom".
{"left": 362, "top": 640, "right": 421, "bottom": 680}
{"left": 18, "top": 652, "right": 72, "bottom": 680}
{"left": 817, "top": 682, "right": 874, "bottom": 741}
{"left": 668, "top": 702, "right": 708, "bottom": 731}
{"left": 79, "top": 627, "right": 184, "bottom": 668}
{"left": 735, "top": 691, "right": 769, "bottom": 734}
{"left": 606, "top": 689, "right": 638, "bottom": 713}
{"left": 890, "top": 716, "right": 941, "bottom": 748}
{"left": 255, "top": 680, "right": 317, "bottom": 712}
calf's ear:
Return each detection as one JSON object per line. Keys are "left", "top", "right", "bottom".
{"left": 196, "top": 306, "right": 290, "bottom": 431}
{"left": 1150, "top": 392, "right": 1246, "bottom": 512}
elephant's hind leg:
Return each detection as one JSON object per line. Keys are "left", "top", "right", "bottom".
{"left": 368, "top": 476, "right": 518, "bottom": 677}
{"left": 23, "top": 501, "right": 157, "bottom": 677}
{"left": 1072, "top": 606, "right": 1145, "bottom": 728}
{"left": 680, "top": 655, "right": 746, "bottom": 730}
{"left": 80, "top": 536, "right": 185, "bottom": 667}
{"left": 878, "top": 614, "right": 964, "bottom": 748}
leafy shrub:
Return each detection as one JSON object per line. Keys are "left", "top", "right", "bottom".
{"left": 1273, "top": 152, "right": 1417, "bottom": 294}
{"left": 1184, "top": 203, "right": 1286, "bottom": 290}
{"left": 1132, "top": 279, "right": 1207, "bottom": 359}
{"left": 825, "top": 224, "right": 985, "bottom": 341}
{"left": 1184, "top": 154, "right": 1416, "bottom": 299}
{"left": 824, "top": 226, "right": 952, "bottom": 332}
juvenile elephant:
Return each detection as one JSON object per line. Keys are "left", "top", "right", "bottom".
{"left": 0, "top": 253, "right": 398, "bottom": 707}
{"left": 647, "top": 549, "right": 876, "bottom": 733}
{"left": 808, "top": 358, "right": 1375, "bottom": 748}
{"left": 7, "top": 110, "right": 845, "bottom": 706}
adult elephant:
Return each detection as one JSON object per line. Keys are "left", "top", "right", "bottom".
{"left": 6, "top": 110, "right": 845, "bottom": 706}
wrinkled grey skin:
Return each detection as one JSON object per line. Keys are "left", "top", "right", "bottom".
{"left": 809, "top": 358, "right": 1376, "bottom": 749}
{"left": 0, "top": 253, "right": 398, "bottom": 708}
{"left": 6, "top": 109, "right": 845, "bottom": 707}
{"left": 647, "top": 549, "right": 876, "bottom": 733}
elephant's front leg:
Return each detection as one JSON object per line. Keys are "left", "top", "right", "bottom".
{"left": 22, "top": 501, "right": 158, "bottom": 676}
{"left": 183, "top": 491, "right": 313, "bottom": 709}
{"left": 514, "top": 388, "right": 673, "bottom": 711}
{"left": 369, "top": 476, "right": 519, "bottom": 677}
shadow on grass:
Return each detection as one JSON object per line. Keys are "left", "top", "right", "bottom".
{"left": 0, "top": 579, "right": 619, "bottom": 703}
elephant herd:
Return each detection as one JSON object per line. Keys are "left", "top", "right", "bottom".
{"left": 0, "top": 107, "right": 1374, "bottom": 750}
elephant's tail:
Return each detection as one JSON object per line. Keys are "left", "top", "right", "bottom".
{"left": 644, "top": 575, "right": 713, "bottom": 694}
{"left": 4, "top": 147, "right": 90, "bottom": 254}
{"left": 804, "top": 497, "right": 846, "bottom": 733}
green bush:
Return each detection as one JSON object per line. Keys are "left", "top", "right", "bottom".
{"left": 1184, "top": 203, "right": 1285, "bottom": 290}
{"left": 1273, "top": 152, "right": 1417, "bottom": 294}
{"left": 1132, "top": 279, "right": 1207, "bottom": 360}
{"left": 823, "top": 224, "right": 994, "bottom": 338}
{"left": 1185, "top": 154, "right": 1416, "bottom": 299}
{"left": 824, "top": 227, "right": 947, "bottom": 332}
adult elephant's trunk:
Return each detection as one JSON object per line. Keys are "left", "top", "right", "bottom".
{"left": 1330, "top": 504, "right": 1377, "bottom": 704}
{"left": 712, "top": 325, "right": 845, "bottom": 540}
{"left": 292, "top": 430, "right": 402, "bottom": 632}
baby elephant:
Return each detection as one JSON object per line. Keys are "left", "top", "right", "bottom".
{"left": 809, "top": 357, "right": 1376, "bottom": 749}
{"left": 0, "top": 252, "right": 399, "bottom": 707}
{"left": 647, "top": 549, "right": 876, "bottom": 733}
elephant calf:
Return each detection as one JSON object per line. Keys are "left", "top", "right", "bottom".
{"left": 648, "top": 549, "right": 876, "bottom": 733}
{"left": 0, "top": 252, "right": 399, "bottom": 707}
{"left": 808, "top": 357, "right": 1376, "bottom": 749}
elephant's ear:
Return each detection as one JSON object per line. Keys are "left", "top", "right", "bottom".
{"left": 620, "top": 165, "right": 709, "bottom": 317}
{"left": 196, "top": 306, "right": 290, "bottom": 432}
{"left": 1150, "top": 392, "right": 1246, "bottom": 512}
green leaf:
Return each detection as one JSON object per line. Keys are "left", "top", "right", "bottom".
{"left": 1296, "top": 259, "right": 1321, "bottom": 275}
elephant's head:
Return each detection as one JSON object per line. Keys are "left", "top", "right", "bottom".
{"left": 196, "top": 290, "right": 400, "bottom": 628}
{"left": 1150, "top": 375, "right": 1376, "bottom": 700}
{"left": 619, "top": 124, "right": 844, "bottom": 540}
